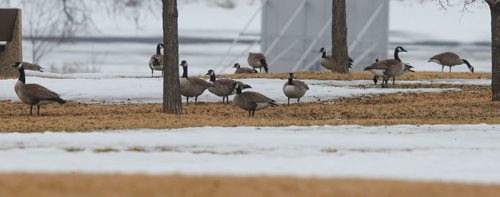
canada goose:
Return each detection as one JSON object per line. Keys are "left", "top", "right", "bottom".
{"left": 319, "top": 48, "right": 354, "bottom": 70}
{"left": 149, "top": 43, "right": 164, "bottom": 77}
{"left": 21, "top": 62, "right": 44, "bottom": 72}
{"left": 179, "top": 60, "right": 213, "bottom": 105}
{"left": 206, "top": 69, "right": 252, "bottom": 104}
{"left": 11, "top": 62, "right": 66, "bottom": 115}
{"left": 364, "top": 46, "right": 408, "bottom": 88}
{"left": 283, "top": 73, "right": 309, "bottom": 105}
{"left": 428, "top": 52, "right": 474, "bottom": 73}
{"left": 233, "top": 63, "right": 258, "bottom": 74}
{"left": 247, "top": 52, "right": 269, "bottom": 73}
{"left": 233, "top": 83, "right": 277, "bottom": 117}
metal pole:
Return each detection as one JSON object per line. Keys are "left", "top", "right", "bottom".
{"left": 291, "top": 17, "right": 332, "bottom": 71}
{"left": 348, "top": 3, "right": 384, "bottom": 54}
{"left": 268, "top": 40, "right": 299, "bottom": 66}
{"left": 216, "top": 0, "right": 269, "bottom": 67}
{"left": 264, "top": 0, "right": 307, "bottom": 56}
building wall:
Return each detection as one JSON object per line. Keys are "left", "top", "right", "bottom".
{"left": 261, "top": 0, "right": 389, "bottom": 72}
{"left": 0, "top": 9, "right": 22, "bottom": 78}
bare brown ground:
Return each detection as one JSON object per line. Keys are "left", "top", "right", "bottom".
{"left": 218, "top": 71, "right": 490, "bottom": 80}
{"left": 1, "top": 83, "right": 499, "bottom": 132}
{"left": 0, "top": 173, "right": 499, "bottom": 197}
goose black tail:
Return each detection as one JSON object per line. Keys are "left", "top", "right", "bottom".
{"left": 56, "top": 98, "right": 67, "bottom": 104}
{"left": 260, "top": 59, "right": 269, "bottom": 73}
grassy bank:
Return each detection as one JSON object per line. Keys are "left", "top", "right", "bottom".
{"left": 1, "top": 84, "right": 498, "bottom": 132}
{"left": 0, "top": 173, "right": 498, "bottom": 197}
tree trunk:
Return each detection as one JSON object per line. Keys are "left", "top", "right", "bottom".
{"left": 490, "top": 3, "right": 500, "bottom": 101}
{"left": 162, "top": 0, "right": 182, "bottom": 114}
{"left": 331, "top": 0, "right": 349, "bottom": 73}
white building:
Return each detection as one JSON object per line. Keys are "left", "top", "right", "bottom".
{"left": 260, "top": 0, "right": 389, "bottom": 72}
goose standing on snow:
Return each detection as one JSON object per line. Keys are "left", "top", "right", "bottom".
{"left": 206, "top": 69, "right": 252, "bottom": 104}
{"left": 363, "top": 46, "right": 408, "bottom": 88}
{"left": 283, "top": 73, "right": 309, "bottom": 105}
{"left": 21, "top": 62, "right": 44, "bottom": 72}
{"left": 179, "top": 60, "right": 213, "bottom": 105}
{"left": 11, "top": 62, "right": 66, "bottom": 115}
{"left": 149, "top": 43, "right": 164, "bottom": 77}
{"left": 319, "top": 47, "right": 354, "bottom": 71}
{"left": 428, "top": 52, "right": 474, "bottom": 73}
{"left": 233, "top": 63, "right": 258, "bottom": 74}
{"left": 233, "top": 83, "right": 277, "bottom": 117}
{"left": 247, "top": 52, "right": 269, "bottom": 73}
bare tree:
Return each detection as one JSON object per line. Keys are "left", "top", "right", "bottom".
{"left": 331, "top": 0, "right": 349, "bottom": 73}
{"left": 431, "top": 0, "right": 500, "bottom": 100}
{"left": 10, "top": 0, "right": 92, "bottom": 63}
{"left": 162, "top": 0, "right": 183, "bottom": 114}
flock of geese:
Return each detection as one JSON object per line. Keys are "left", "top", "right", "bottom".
{"left": 9, "top": 45, "right": 475, "bottom": 116}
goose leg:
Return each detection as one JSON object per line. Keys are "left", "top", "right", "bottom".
{"left": 195, "top": 96, "right": 198, "bottom": 105}
{"left": 222, "top": 96, "right": 225, "bottom": 104}
{"left": 392, "top": 77, "right": 396, "bottom": 86}
{"left": 186, "top": 97, "right": 189, "bottom": 105}
{"left": 251, "top": 110, "right": 255, "bottom": 117}
{"left": 288, "top": 98, "right": 290, "bottom": 105}
{"left": 449, "top": 66, "right": 451, "bottom": 72}
{"left": 37, "top": 105, "right": 40, "bottom": 115}
{"left": 442, "top": 65, "right": 444, "bottom": 72}
{"left": 151, "top": 69, "right": 154, "bottom": 77}
{"left": 29, "top": 105, "right": 33, "bottom": 115}
{"left": 248, "top": 110, "right": 252, "bottom": 117}
{"left": 226, "top": 96, "right": 230, "bottom": 104}
{"left": 298, "top": 97, "right": 301, "bottom": 103}
{"left": 373, "top": 76, "right": 378, "bottom": 85}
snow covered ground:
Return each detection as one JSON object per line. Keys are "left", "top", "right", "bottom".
{"left": 1, "top": 125, "right": 500, "bottom": 184}
{"left": 0, "top": 74, "right": 462, "bottom": 104}
{"left": 2, "top": 0, "right": 492, "bottom": 75}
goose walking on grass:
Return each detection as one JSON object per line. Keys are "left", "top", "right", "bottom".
{"left": 233, "top": 63, "right": 258, "bottom": 74}
{"left": 283, "top": 73, "right": 309, "bottom": 105}
{"left": 428, "top": 52, "right": 474, "bottom": 73}
{"left": 364, "top": 46, "right": 408, "bottom": 88}
{"left": 233, "top": 83, "right": 277, "bottom": 117}
{"left": 319, "top": 47, "right": 354, "bottom": 71}
{"left": 206, "top": 69, "right": 252, "bottom": 104}
{"left": 179, "top": 60, "right": 213, "bottom": 105}
{"left": 11, "top": 62, "right": 66, "bottom": 115}
{"left": 247, "top": 52, "right": 269, "bottom": 73}
{"left": 149, "top": 43, "right": 164, "bottom": 77}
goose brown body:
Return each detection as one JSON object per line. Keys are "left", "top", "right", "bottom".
{"left": 12, "top": 62, "right": 66, "bottom": 115}
{"left": 429, "top": 52, "right": 474, "bottom": 73}
{"left": 179, "top": 61, "right": 213, "bottom": 104}
{"left": 206, "top": 69, "right": 251, "bottom": 103}
{"left": 247, "top": 52, "right": 269, "bottom": 73}
{"left": 149, "top": 43, "right": 164, "bottom": 77}
{"left": 283, "top": 73, "right": 309, "bottom": 105}
{"left": 233, "top": 63, "right": 258, "bottom": 74}
{"left": 364, "top": 46, "right": 408, "bottom": 88}
{"left": 233, "top": 84, "right": 277, "bottom": 117}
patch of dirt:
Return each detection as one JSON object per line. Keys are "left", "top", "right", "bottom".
{"left": 0, "top": 173, "right": 499, "bottom": 197}
{"left": 1, "top": 84, "right": 499, "bottom": 132}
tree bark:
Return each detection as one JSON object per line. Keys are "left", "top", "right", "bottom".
{"left": 489, "top": 2, "right": 500, "bottom": 101}
{"left": 162, "top": 0, "right": 182, "bottom": 114}
{"left": 331, "top": 0, "right": 349, "bottom": 73}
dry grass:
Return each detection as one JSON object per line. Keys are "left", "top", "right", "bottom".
{"left": 1, "top": 84, "right": 499, "bottom": 132}
{"left": 217, "top": 71, "right": 490, "bottom": 80}
{"left": 0, "top": 173, "right": 499, "bottom": 197}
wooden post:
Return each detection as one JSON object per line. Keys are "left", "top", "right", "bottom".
{"left": 0, "top": 9, "right": 22, "bottom": 78}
